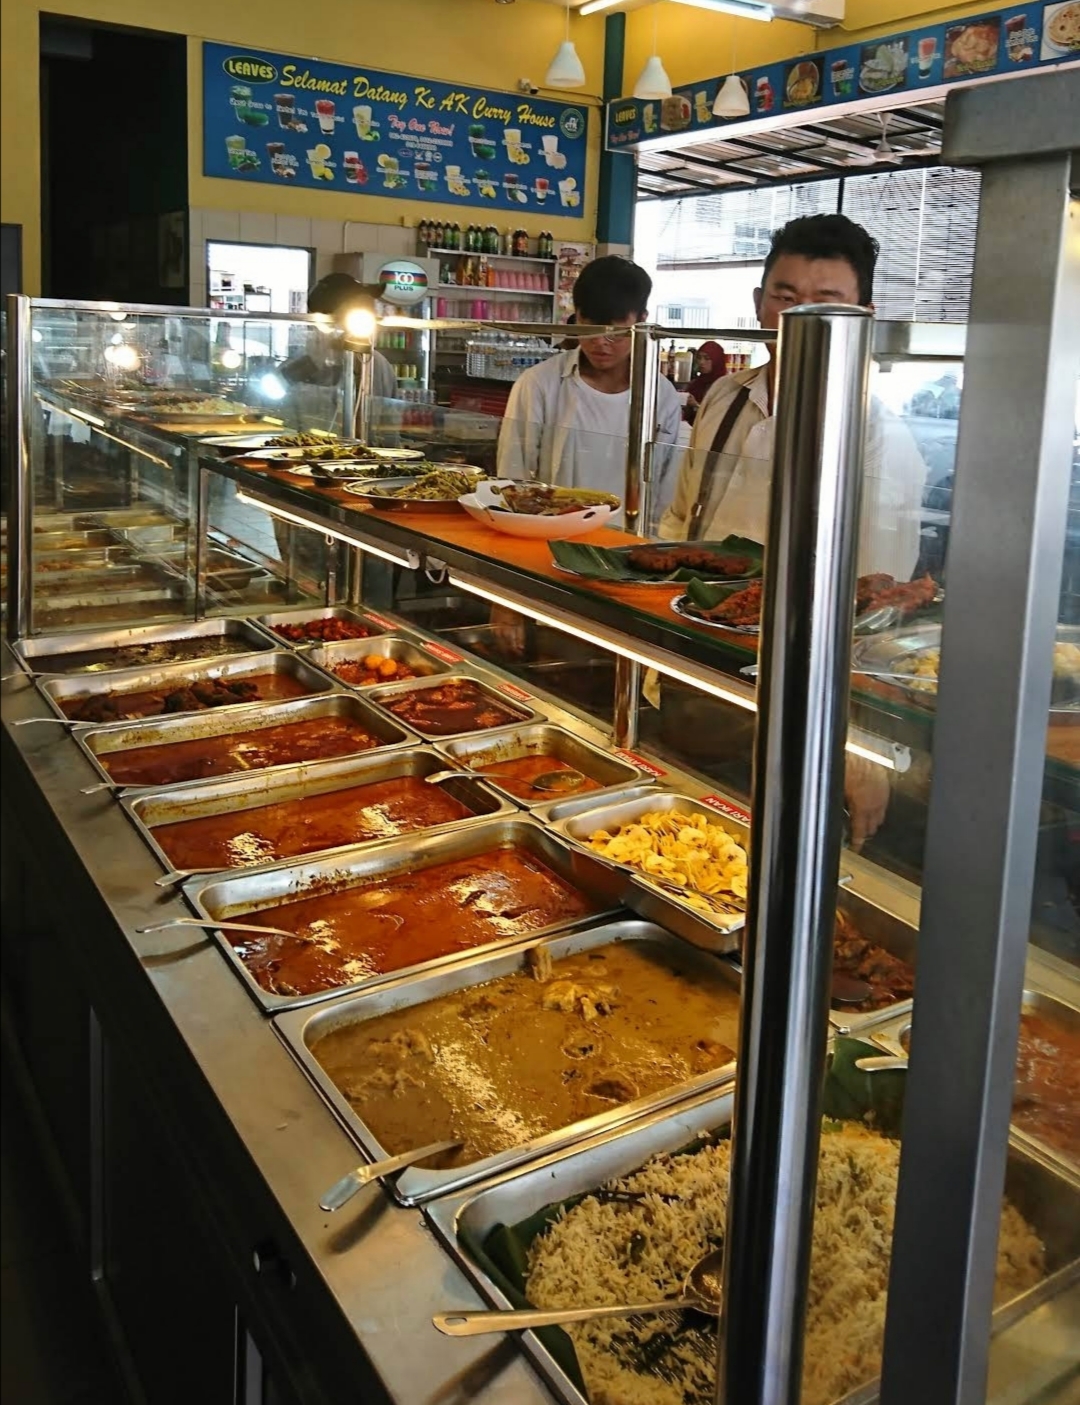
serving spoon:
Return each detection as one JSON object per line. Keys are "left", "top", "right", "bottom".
{"left": 136, "top": 917, "right": 299, "bottom": 942}
{"left": 424, "top": 765, "right": 587, "bottom": 795}
{"left": 319, "top": 1138, "right": 463, "bottom": 1212}
{"left": 433, "top": 1247, "right": 724, "bottom": 1337}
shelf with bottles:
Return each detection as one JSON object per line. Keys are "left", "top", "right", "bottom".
{"left": 417, "top": 224, "right": 557, "bottom": 262}
{"left": 433, "top": 284, "right": 554, "bottom": 297}
{"left": 426, "top": 247, "right": 555, "bottom": 266}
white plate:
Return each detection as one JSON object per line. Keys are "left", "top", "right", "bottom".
{"left": 459, "top": 480, "right": 618, "bottom": 541}
{"left": 245, "top": 444, "right": 424, "bottom": 462}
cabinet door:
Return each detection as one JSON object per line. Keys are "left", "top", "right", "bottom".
{"left": 101, "top": 1040, "right": 238, "bottom": 1405}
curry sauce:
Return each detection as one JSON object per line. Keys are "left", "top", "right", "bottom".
{"left": 311, "top": 940, "right": 741, "bottom": 1165}
{"left": 232, "top": 847, "right": 597, "bottom": 997}
{"left": 478, "top": 755, "right": 603, "bottom": 802}
{"left": 101, "top": 716, "right": 384, "bottom": 786}
{"left": 151, "top": 777, "right": 472, "bottom": 872}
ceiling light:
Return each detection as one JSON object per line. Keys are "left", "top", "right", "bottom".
{"left": 713, "top": 73, "right": 750, "bottom": 116}
{"left": 579, "top": 0, "right": 626, "bottom": 13}
{"left": 545, "top": 2, "right": 586, "bottom": 89}
{"left": 674, "top": 0, "right": 772, "bottom": 18}
{"left": 633, "top": 3, "right": 672, "bottom": 100}
{"left": 634, "top": 54, "right": 673, "bottom": 99}
{"left": 219, "top": 348, "right": 243, "bottom": 369}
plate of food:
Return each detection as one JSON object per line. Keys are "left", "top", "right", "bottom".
{"left": 785, "top": 60, "right": 821, "bottom": 106}
{"left": 859, "top": 39, "right": 908, "bottom": 93}
{"left": 1043, "top": 2, "right": 1080, "bottom": 55}
{"left": 549, "top": 536, "right": 763, "bottom": 584}
{"left": 202, "top": 429, "right": 339, "bottom": 450}
{"left": 459, "top": 481, "right": 620, "bottom": 540}
{"left": 343, "top": 466, "right": 487, "bottom": 511}
{"left": 852, "top": 623, "right": 1080, "bottom": 712}
{"left": 243, "top": 442, "right": 423, "bottom": 463}
{"left": 673, "top": 578, "right": 764, "bottom": 633}
{"left": 944, "top": 17, "right": 1001, "bottom": 76}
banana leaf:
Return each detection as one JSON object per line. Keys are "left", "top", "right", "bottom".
{"left": 550, "top": 536, "right": 764, "bottom": 585}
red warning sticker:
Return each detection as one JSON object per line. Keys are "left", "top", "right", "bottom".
{"left": 699, "top": 794, "right": 750, "bottom": 825}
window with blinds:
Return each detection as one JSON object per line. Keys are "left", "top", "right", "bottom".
{"left": 638, "top": 166, "right": 981, "bottom": 324}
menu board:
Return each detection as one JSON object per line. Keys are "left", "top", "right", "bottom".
{"left": 203, "top": 42, "right": 588, "bottom": 217}
{"left": 607, "top": 1, "right": 1075, "bottom": 151}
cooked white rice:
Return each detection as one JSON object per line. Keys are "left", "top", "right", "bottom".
{"left": 525, "top": 1126, "right": 1044, "bottom": 1405}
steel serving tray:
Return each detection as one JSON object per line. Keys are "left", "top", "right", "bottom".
{"left": 308, "top": 636, "right": 451, "bottom": 690}
{"left": 13, "top": 618, "right": 276, "bottom": 676}
{"left": 426, "top": 1091, "right": 1080, "bottom": 1405}
{"left": 123, "top": 747, "right": 516, "bottom": 878}
{"left": 273, "top": 918, "right": 740, "bottom": 1206}
{"left": 870, "top": 987, "right": 1080, "bottom": 1177}
{"left": 183, "top": 816, "right": 628, "bottom": 1016}
{"left": 254, "top": 605, "right": 404, "bottom": 646}
{"left": 826, "top": 887, "right": 917, "bottom": 1036}
{"left": 552, "top": 790, "right": 750, "bottom": 954}
{"left": 36, "top": 649, "right": 337, "bottom": 725}
{"left": 365, "top": 673, "right": 546, "bottom": 739}
{"left": 432, "top": 723, "right": 651, "bottom": 811}
{"left": 73, "top": 692, "right": 417, "bottom": 791}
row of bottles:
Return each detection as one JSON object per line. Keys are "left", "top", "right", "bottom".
{"left": 439, "top": 256, "right": 550, "bottom": 291}
{"left": 417, "top": 222, "right": 555, "bottom": 259}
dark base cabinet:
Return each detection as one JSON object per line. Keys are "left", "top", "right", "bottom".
{"left": 0, "top": 784, "right": 351, "bottom": 1405}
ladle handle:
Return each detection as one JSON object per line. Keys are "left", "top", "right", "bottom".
{"left": 319, "top": 1138, "right": 462, "bottom": 1212}
{"left": 433, "top": 1298, "right": 694, "bottom": 1337}
{"left": 136, "top": 917, "right": 298, "bottom": 941}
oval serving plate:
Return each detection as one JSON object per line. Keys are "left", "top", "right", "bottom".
{"left": 670, "top": 592, "right": 760, "bottom": 635}
{"left": 341, "top": 475, "right": 476, "bottom": 513}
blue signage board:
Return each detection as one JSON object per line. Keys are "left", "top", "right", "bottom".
{"left": 607, "top": 2, "right": 1075, "bottom": 151}
{"left": 203, "top": 41, "right": 589, "bottom": 217}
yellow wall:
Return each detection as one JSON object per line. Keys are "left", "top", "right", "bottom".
{"left": 622, "top": 0, "right": 1012, "bottom": 90}
{"left": 1, "top": 0, "right": 607, "bottom": 294}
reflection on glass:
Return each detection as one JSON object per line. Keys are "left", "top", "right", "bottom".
{"left": 18, "top": 302, "right": 347, "bottom": 634}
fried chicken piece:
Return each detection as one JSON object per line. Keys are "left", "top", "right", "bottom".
{"left": 703, "top": 580, "right": 763, "bottom": 627}
{"left": 856, "top": 573, "right": 938, "bottom": 619}
{"left": 627, "top": 546, "right": 752, "bottom": 577}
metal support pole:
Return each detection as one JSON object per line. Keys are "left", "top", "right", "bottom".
{"left": 625, "top": 325, "right": 659, "bottom": 537}
{"left": 194, "top": 466, "right": 210, "bottom": 622}
{"left": 6, "top": 296, "right": 33, "bottom": 641}
{"left": 880, "top": 122, "right": 1079, "bottom": 1405}
{"left": 718, "top": 305, "right": 873, "bottom": 1405}
{"left": 353, "top": 347, "right": 372, "bottom": 444}
{"left": 612, "top": 656, "right": 641, "bottom": 749}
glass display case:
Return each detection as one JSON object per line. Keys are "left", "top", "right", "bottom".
{"left": 4, "top": 301, "right": 352, "bottom": 638}
{"left": 2, "top": 70, "right": 1076, "bottom": 1405}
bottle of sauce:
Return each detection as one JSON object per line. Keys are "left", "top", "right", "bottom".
{"left": 432, "top": 221, "right": 445, "bottom": 250}
{"left": 512, "top": 228, "right": 528, "bottom": 257}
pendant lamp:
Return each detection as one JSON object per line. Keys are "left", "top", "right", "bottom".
{"left": 633, "top": 4, "right": 673, "bottom": 101}
{"left": 713, "top": 73, "right": 749, "bottom": 116}
{"left": 713, "top": 18, "right": 750, "bottom": 117}
{"left": 545, "top": 2, "right": 586, "bottom": 89}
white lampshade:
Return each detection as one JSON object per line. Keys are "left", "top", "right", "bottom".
{"left": 713, "top": 72, "right": 750, "bottom": 117}
{"left": 633, "top": 54, "right": 673, "bottom": 100}
{"left": 545, "top": 40, "right": 586, "bottom": 89}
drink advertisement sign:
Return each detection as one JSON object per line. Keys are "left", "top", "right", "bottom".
{"left": 204, "top": 41, "right": 589, "bottom": 216}
{"left": 606, "top": 1, "right": 1073, "bottom": 151}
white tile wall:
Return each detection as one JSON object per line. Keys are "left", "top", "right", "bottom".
{"left": 238, "top": 211, "right": 278, "bottom": 244}
{"left": 274, "top": 215, "right": 312, "bottom": 248}
{"left": 342, "top": 221, "right": 384, "bottom": 253}
{"left": 310, "top": 218, "right": 346, "bottom": 257}
{"left": 202, "top": 209, "right": 241, "bottom": 241}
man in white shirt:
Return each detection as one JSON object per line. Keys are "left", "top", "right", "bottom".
{"left": 659, "top": 215, "right": 927, "bottom": 584}
{"left": 658, "top": 215, "right": 928, "bottom": 849}
{"left": 497, "top": 256, "right": 682, "bottom": 527}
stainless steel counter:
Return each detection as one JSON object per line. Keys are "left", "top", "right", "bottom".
{"left": 0, "top": 644, "right": 554, "bottom": 1404}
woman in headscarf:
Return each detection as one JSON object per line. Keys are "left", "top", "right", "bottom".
{"left": 686, "top": 341, "right": 728, "bottom": 411}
